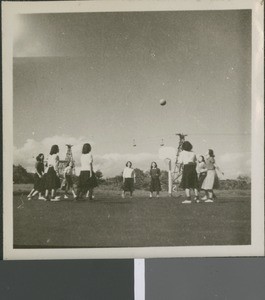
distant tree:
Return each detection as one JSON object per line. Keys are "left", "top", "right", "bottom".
{"left": 237, "top": 175, "right": 251, "bottom": 184}
{"left": 95, "top": 170, "right": 104, "bottom": 183}
{"left": 160, "top": 170, "right": 168, "bottom": 191}
{"left": 134, "top": 168, "right": 146, "bottom": 189}
{"left": 13, "top": 165, "right": 34, "bottom": 184}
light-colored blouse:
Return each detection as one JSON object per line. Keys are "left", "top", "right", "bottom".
{"left": 205, "top": 157, "right": 215, "bottom": 170}
{"left": 47, "top": 154, "right": 59, "bottom": 171}
{"left": 123, "top": 167, "right": 135, "bottom": 178}
{"left": 197, "top": 161, "right": 207, "bottom": 174}
{"left": 80, "top": 153, "right": 93, "bottom": 171}
{"left": 178, "top": 150, "right": 197, "bottom": 165}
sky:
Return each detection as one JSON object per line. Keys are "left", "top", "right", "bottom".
{"left": 13, "top": 10, "right": 251, "bottom": 178}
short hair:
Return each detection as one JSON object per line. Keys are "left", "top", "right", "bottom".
{"left": 151, "top": 161, "right": 157, "bottom": 169}
{"left": 208, "top": 149, "right": 215, "bottom": 157}
{"left": 50, "top": 145, "right": 59, "bottom": 155}
{"left": 126, "top": 161, "right": 132, "bottom": 167}
{"left": 82, "top": 143, "right": 91, "bottom": 154}
{"left": 36, "top": 153, "right": 44, "bottom": 162}
{"left": 182, "top": 141, "right": 193, "bottom": 151}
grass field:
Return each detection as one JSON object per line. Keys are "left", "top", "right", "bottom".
{"left": 13, "top": 184, "right": 251, "bottom": 248}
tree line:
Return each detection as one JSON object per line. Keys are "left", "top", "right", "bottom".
{"left": 13, "top": 164, "right": 251, "bottom": 190}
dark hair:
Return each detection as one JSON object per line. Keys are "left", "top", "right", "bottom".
{"left": 50, "top": 145, "right": 59, "bottom": 155}
{"left": 36, "top": 153, "right": 44, "bottom": 162}
{"left": 199, "top": 155, "right": 205, "bottom": 163}
{"left": 82, "top": 143, "right": 91, "bottom": 154}
{"left": 126, "top": 161, "right": 132, "bottom": 168}
{"left": 150, "top": 161, "right": 157, "bottom": 169}
{"left": 182, "top": 141, "right": 193, "bottom": 152}
{"left": 208, "top": 149, "right": 215, "bottom": 157}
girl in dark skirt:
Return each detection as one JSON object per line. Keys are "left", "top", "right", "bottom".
{"left": 178, "top": 141, "right": 199, "bottom": 203}
{"left": 149, "top": 162, "right": 161, "bottom": 198}
{"left": 44, "top": 145, "right": 61, "bottom": 201}
{"left": 76, "top": 143, "right": 97, "bottom": 200}
{"left": 122, "top": 161, "right": 136, "bottom": 198}
{"left": 27, "top": 153, "right": 46, "bottom": 200}
{"left": 85, "top": 171, "right": 98, "bottom": 199}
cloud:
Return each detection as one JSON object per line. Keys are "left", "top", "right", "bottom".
{"left": 14, "top": 135, "right": 251, "bottom": 179}
{"left": 13, "top": 135, "right": 160, "bottom": 177}
{"left": 14, "top": 135, "right": 91, "bottom": 172}
{"left": 219, "top": 152, "right": 251, "bottom": 179}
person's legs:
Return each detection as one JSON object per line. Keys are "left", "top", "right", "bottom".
{"left": 71, "top": 187, "right": 77, "bottom": 198}
{"left": 32, "top": 190, "right": 39, "bottom": 197}
{"left": 205, "top": 190, "right": 214, "bottom": 202}
{"left": 156, "top": 191, "right": 159, "bottom": 198}
{"left": 185, "top": 188, "right": 191, "bottom": 198}
{"left": 201, "top": 189, "right": 208, "bottom": 200}
{"left": 194, "top": 188, "right": 200, "bottom": 202}
{"left": 27, "top": 189, "right": 34, "bottom": 198}
{"left": 182, "top": 188, "right": 191, "bottom": 203}
{"left": 38, "top": 192, "right": 46, "bottom": 200}
{"left": 88, "top": 188, "right": 93, "bottom": 200}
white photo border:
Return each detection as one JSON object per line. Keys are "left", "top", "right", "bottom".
{"left": 2, "top": 0, "right": 264, "bottom": 260}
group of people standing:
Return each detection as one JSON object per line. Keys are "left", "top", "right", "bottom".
{"left": 121, "top": 161, "right": 161, "bottom": 199}
{"left": 178, "top": 141, "right": 223, "bottom": 203}
{"left": 27, "top": 140, "right": 222, "bottom": 203}
{"left": 121, "top": 141, "right": 223, "bottom": 203}
{"left": 27, "top": 143, "right": 97, "bottom": 201}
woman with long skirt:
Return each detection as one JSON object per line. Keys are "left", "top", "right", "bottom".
{"left": 44, "top": 145, "right": 61, "bottom": 201}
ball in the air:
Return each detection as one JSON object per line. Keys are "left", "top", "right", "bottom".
{"left": 159, "top": 99, "right": 166, "bottom": 106}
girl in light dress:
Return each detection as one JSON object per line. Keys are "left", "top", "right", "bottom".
{"left": 178, "top": 141, "right": 199, "bottom": 204}
{"left": 122, "top": 161, "right": 136, "bottom": 198}
{"left": 200, "top": 149, "right": 223, "bottom": 202}
{"left": 196, "top": 155, "right": 207, "bottom": 192}
{"left": 44, "top": 145, "right": 61, "bottom": 201}
{"left": 149, "top": 162, "right": 161, "bottom": 198}
{"left": 76, "top": 143, "right": 98, "bottom": 200}
{"left": 62, "top": 161, "right": 77, "bottom": 199}
{"left": 27, "top": 153, "right": 46, "bottom": 201}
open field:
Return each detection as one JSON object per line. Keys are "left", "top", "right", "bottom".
{"left": 13, "top": 185, "right": 251, "bottom": 248}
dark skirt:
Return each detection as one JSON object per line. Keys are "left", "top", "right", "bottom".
{"left": 33, "top": 173, "right": 45, "bottom": 192}
{"left": 78, "top": 171, "right": 98, "bottom": 194}
{"left": 150, "top": 177, "right": 161, "bottom": 192}
{"left": 180, "top": 164, "right": 198, "bottom": 189}
{"left": 44, "top": 167, "right": 61, "bottom": 190}
{"left": 198, "top": 172, "right": 207, "bottom": 190}
{"left": 123, "top": 178, "right": 134, "bottom": 192}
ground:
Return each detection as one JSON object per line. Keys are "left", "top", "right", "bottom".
{"left": 13, "top": 184, "right": 251, "bottom": 248}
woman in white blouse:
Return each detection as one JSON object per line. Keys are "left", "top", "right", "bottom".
{"left": 44, "top": 145, "right": 61, "bottom": 201}
{"left": 178, "top": 141, "right": 199, "bottom": 204}
{"left": 76, "top": 143, "right": 97, "bottom": 200}
{"left": 122, "top": 161, "right": 136, "bottom": 198}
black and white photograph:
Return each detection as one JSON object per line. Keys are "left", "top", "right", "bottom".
{"left": 2, "top": 0, "right": 264, "bottom": 259}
